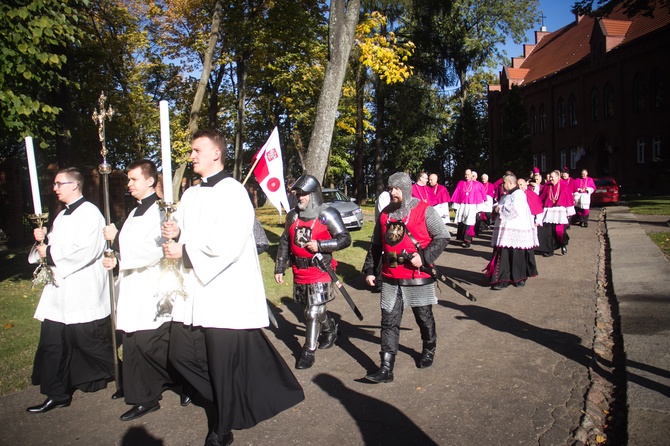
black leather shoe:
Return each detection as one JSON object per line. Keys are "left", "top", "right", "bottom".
{"left": 318, "top": 325, "right": 339, "bottom": 350}
{"left": 205, "top": 431, "right": 234, "bottom": 446}
{"left": 491, "top": 283, "right": 509, "bottom": 290}
{"left": 180, "top": 393, "right": 192, "bottom": 407}
{"left": 418, "top": 344, "right": 436, "bottom": 368}
{"left": 26, "top": 397, "right": 71, "bottom": 413}
{"left": 515, "top": 280, "right": 526, "bottom": 287}
{"left": 561, "top": 245, "right": 568, "bottom": 255}
{"left": 119, "top": 403, "right": 160, "bottom": 421}
{"left": 542, "top": 252, "right": 553, "bottom": 257}
{"left": 583, "top": 222, "right": 588, "bottom": 228}
{"left": 296, "top": 347, "right": 315, "bottom": 369}
{"left": 111, "top": 389, "right": 124, "bottom": 400}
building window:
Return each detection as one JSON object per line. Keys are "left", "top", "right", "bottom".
{"left": 604, "top": 82, "right": 614, "bottom": 118}
{"left": 637, "top": 138, "right": 645, "bottom": 163}
{"left": 652, "top": 136, "right": 662, "bottom": 161}
{"left": 651, "top": 68, "right": 664, "bottom": 109}
{"left": 533, "top": 154, "right": 538, "bottom": 169}
{"left": 570, "top": 148, "right": 577, "bottom": 169}
{"left": 560, "top": 149, "right": 567, "bottom": 169}
{"left": 557, "top": 98, "right": 565, "bottom": 129}
{"left": 539, "top": 103, "right": 546, "bottom": 133}
{"left": 540, "top": 153, "right": 546, "bottom": 172}
{"left": 633, "top": 73, "right": 645, "bottom": 112}
{"left": 530, "top": 107, "right": 536, "bottom": 135}
{"left": 591, "top": 87, "right": 599, "bottom": 122}
{"left": 568, "top": 94, "right": 577, "bottom": 126}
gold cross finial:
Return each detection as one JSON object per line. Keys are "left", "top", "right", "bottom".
{"left": 92, "top": 91, "right": 114, "bottom": 161}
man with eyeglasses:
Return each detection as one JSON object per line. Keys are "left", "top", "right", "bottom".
{"left": 26, "top": 167, "right": 116, "bottom": 413}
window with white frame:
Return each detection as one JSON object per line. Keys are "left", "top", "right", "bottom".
{"left": 560, "top": 149, "right": 567, "bottom": 169}
{"left": 637, "top": 138, "right": 645, "bottom": 163}
{"left": 568, "top": 94, "right": 577, "bottom": 126}
{"left": 530, "top": 107, "right": 536, "bottom": 135}
{"left": 652, "top": 136, "right": 662, "bottom": 161}
{"left": 651, "top": 68, "right": 663, "bottom": 109}
{"left": 570, "top": 148, "right": 577, "bottom": 169}
{"left": 591, "top": 87, "right": 599, "bottom": 122}
{"left": 604, "top": 82, "right": 614, "bottom": 118}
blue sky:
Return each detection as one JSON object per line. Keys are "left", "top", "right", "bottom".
{"left": 498, "top": 0, "right": 578, "bottom": 59}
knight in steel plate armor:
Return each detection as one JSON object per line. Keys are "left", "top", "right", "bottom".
{"left": 274, "top": 174, "right": 351, "bottom": 369}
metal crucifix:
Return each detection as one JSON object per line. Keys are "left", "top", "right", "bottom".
{"left": 92, "top": 91, "right": 115, "bottom": 169}
{"left": 92, "top": 91, "right": 121, "bottom": 395}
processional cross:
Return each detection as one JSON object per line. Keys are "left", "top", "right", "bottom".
{"left": 92, "top": 92, "right": 115, "bottom": 171}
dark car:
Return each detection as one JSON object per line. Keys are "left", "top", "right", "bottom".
{"left": 591, "top": 177, "right": 619, "bottom": 205}
{"left": 321, "top": 188, "right": 364, "bottom": 230}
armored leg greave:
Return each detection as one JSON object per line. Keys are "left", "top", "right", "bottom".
{"left": 303, "top": 304, "right": 327, "bottom": 351}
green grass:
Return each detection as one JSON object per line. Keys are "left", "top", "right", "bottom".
{"left": 0, "top": 248, "right": 41, "bottom": 396}
{"left": 625, "top": 195, "right": 670, "bottom": 260}
{"left": 627, "top": 195, "right": 670, "bottom": 215}
{"left": 649, "top": 232, "right": 670, "bottom": 260}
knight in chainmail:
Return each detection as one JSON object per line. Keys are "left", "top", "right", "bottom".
{"left": 275, "top": 175, "right": 351, "bottom": 369}
{"left": 362, "top": 172, "right": 450, "bottom": 383}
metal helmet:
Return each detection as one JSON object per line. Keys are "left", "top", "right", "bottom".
{"left": 291, "top": 174, "right": 324, "bottom": 207}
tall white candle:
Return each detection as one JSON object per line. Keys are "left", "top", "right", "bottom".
{"left": 159, "top": 100, "right": 173, "bottom": 203}
{"left": 25, "top": 136, "right": 42, "bottom": 215}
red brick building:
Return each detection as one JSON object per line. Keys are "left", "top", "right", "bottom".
{"left": 488, "top": 4, "right": 670, "bottom": 191}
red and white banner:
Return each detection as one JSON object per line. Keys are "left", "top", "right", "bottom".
{"left": 252, "top": 127, "right": 290, "bottom": 214}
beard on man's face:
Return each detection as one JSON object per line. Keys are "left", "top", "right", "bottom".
{"left": 386, "top": 200, "right": 402, "bottom": 213}
{"left": 297, "top": 201, "right": 308, "bottom": 211}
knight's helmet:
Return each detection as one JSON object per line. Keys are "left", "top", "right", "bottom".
{"left": 291, "top": 174, "right": 324, "bottom": 210}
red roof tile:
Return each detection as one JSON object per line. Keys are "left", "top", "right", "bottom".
{"left": 508, "top": 4, "right": 670, "bottom": 85}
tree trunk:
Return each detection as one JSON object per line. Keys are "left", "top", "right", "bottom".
{"left": 173, "top": 0, "right": 222, "bottom": 199}
{"left": 353, "top": 62, "right": 366, "bottom": 204}
{"left": 374, "top": 78, "right": 385, "bottom": 197}
{"left": 233, "top": 57, "right": 247, "bottom": 180}
{"left": 304, "top": 0, "right": 360, "bottom": 183}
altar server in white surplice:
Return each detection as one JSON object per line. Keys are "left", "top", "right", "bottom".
{"left": 103, "top": 159, "right": 179, "bottom": 422}
{"left": 161, "top": 128, "right": 304, "bottom": 446}
{"left": 26, "top": 167, "right": 115, "bottom": 414}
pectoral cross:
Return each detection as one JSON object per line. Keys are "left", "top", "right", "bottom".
{"left": 92, "top": 92, "right": 114, "bottom": 168}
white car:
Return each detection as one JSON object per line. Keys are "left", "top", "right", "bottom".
{"left": 321, "top": 188, "right": 364, "bottom": 230}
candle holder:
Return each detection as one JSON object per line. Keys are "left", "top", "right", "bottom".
{"left": 155, "top": 200, "right": 187, "bottom": 320}
{"left": 28, "top": 213, "right": 58, "bottom": 288}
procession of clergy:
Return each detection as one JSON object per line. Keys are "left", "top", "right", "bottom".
{"left": 24, "top": 125, "right": 597, "bottom": 446}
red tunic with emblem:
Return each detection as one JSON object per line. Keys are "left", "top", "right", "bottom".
{"left": 380, "top": 202, "right": 433, "bottom": 281}
{"left": 289, "top": 217, "right": 337, "bottom": 284}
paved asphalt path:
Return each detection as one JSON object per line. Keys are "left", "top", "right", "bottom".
{"left": 0, "top": 211, "right": 618, "bottom": 445}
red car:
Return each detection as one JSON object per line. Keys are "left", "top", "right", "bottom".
{"left": 591, "top": 177, "right": 619, "bottom": 205}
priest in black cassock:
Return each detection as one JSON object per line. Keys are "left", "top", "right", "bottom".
{"left": 27, "top": 167, "right": 116, "bottom": 413}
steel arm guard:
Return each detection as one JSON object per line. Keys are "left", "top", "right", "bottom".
{"left": 317, "top": 207, "right": 351, "bottom": 253}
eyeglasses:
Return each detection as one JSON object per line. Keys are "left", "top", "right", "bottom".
{"left": 53, "top": 181, "right": 75, "bottom": 188}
